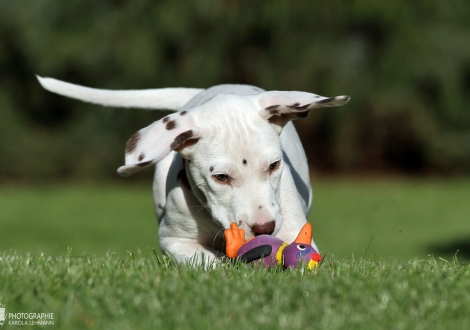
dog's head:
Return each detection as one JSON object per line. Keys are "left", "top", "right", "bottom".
{"left": 119, "top": 91, "right": 349, "bottom": 237}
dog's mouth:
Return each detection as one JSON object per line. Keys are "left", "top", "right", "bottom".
{"left": 253, "top": 231, "right": 274, "bottom": 237}
{"left": 251, "top": 221, "right": 276, "bottom": 236}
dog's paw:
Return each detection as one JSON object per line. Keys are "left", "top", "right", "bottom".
{"left": 224, "top": 222, "right": 246, "bottom": 258}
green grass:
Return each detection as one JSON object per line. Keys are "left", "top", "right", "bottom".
{"left": 0, "top": 252, "right": 469, "bottom": 329}
{"left": 1, "top": 179, "right": 469, "bottom": 260}
{"left": 0, "top": 183, "right": 159, "bottom": 257}
{"left": 311, "top": 178, "right": 470, "bottom": 261}
{"left": 1, "top": 179, "right": 470, "bottom": 329}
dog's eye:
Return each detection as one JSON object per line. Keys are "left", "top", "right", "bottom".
{"left": 213, "top": 173, "right": 230, "bottom": 184}
{"left": 296, "top": 244, "right": 306, "bottom": 251}
{"left": 269, "top": 160, "right": 281, "bottom": 173}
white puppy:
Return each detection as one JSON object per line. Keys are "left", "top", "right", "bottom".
{"left": 38, "top": 77, "right": 349, "bottom": 265}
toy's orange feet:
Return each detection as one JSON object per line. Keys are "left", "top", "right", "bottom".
{"left": 224, "top": 222, "right": 246, "bottom": 258}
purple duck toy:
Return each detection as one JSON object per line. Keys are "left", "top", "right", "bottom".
{"left": 224, "top": 222, "right": 322, "bottom": 270}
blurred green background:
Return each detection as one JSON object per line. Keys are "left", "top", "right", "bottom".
{"left": 0, "top": 0, "right": 469, "bottom": 260}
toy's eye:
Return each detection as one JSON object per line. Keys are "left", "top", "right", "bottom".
{"left": 213, "top": 173, "right": 230, "bottom": 184}
{"left": 269, "top": 160, "right": 281, "bottom": 174}
{"left": 296, "top": 244, "right": 306, "bottom": 251}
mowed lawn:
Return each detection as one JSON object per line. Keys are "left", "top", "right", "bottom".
{"left": 0, "top": 183, "right": 160, "bottom": 258}
{"left": 1, "top": 179, "right": 470, "bottom": 329}
{"left": 1, "top": 178, "right": 469, "bottom": 261}
{"left": 1, "top": 253, "right": 469, "bottom": 329}
{"left": 311, "top": 178, "right": 470, "bottom": 261}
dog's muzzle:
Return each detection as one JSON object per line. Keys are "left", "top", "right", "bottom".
{"left": 251, "top": 221, "right": 275, "bottom": 236}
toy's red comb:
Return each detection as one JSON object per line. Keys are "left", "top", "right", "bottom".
{"left": 294, "top": 222, "right": 312, "bottom": 245}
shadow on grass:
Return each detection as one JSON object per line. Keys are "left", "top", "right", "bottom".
{"left": 428, "top": 236, "right": 470, "bottom": 260}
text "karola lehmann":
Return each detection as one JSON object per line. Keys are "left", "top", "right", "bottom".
{"left": 7, "top": 313, "right": 54, "bottom": 326}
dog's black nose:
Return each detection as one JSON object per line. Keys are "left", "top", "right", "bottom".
{"left": 251, "top": 221, "right": 275, "bottom": 236}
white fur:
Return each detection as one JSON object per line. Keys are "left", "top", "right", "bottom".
{"left": 38, "top": 77, "right": 349, "bottom": 265}
{"left": 37, "top": 76, "right": 203, "bottom": 110}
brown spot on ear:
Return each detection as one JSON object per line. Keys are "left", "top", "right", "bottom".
{"left": 243, "top": 159, "right": 247, "bottom": 165}
{"left": 269, "top": 109, "right": 279, "bottom": 115}
{"left": 296, "top": 111, "right": 310, "bottom": 118}
{"left": 138, "top": 153, "right": 145, "bottom": 161}
{"left": 180, "top": 111, "right": 187, "bottom": 116}
{"left": 166, "top": 120, "right": 177, "bottom": 130}
{"left": 318, "top": 97, "right": 334, "bottom": 104}
{"left": 162, "top": 116, "right": 170, "bottom": 123}
{"left": 158, "top": 203, "right": 164, "bottom": 210}
{"left": 126, "top": 132, "right": 141, "bottom": 154}
{"left": 266, "top": 105, "right": 279, "bottom": 111}
{"left": 137, "top": 161, "right": 152, "bottom": 167}
{"left": 290, "top": 103, "right": 310, "bottom": 110}
{"left": 170, "top": 130, "right": 194, "bottom": 150}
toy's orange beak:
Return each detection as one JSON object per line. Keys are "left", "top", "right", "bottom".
{"left": 294, "top": 222, "right": 312, "bottom": 245}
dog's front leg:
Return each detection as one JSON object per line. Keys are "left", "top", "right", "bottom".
{"left": 158, "top": 234, "right": 223, "bottom": 267}
{"left": 158, "top": 211, "right": 225, "bottom": 267}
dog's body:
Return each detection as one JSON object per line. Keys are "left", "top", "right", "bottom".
{"left": 38, "top": 77, "right": 349, "bottom": 264}
{"left": 153, "top": 84, "right": 315, "bottom": 263}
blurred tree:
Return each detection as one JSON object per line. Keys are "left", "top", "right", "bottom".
{"left": 0, "top": 0, "right": 469, "bottom": 181}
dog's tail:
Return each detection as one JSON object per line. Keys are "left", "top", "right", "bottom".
{"left": 37, "top": 76, "right": 204, "bottom": 111}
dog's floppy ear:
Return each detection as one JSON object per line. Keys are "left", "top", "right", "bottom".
{"left": 251, "top": 91, "right": 350, "bottom": 133}
{"left": 117, "top": 110, "right": 201, "bottom": 176}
